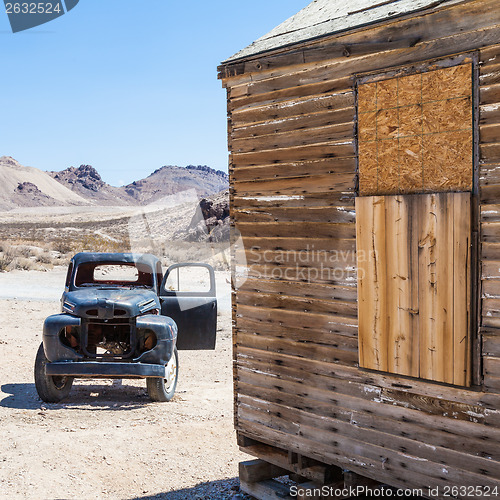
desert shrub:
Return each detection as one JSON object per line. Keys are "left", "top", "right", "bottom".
{"left": 74, "top": 234, "right": 129, "bottom": 254}
{"left": 36, "top": 252, "right": 53, "bottom": 265}
{"left": 18, "top": 246, "right": 35, "bottom": 258}
{"left": 0, "top": 255, "right": 12, "bottom": 272}
{"left": 159, "top": 241, "right": 230, "bottom": 271}
{"left": 7, "top": 257, "right": 35, "bottom": 271}
{"left": 53, "top": 240, "right": 73, "bottom": 254}
{"left": 58, "top": 254, "right": 71, "bottom": 264}
{"left": 2, "top": 245, "right": 17, "bottom": 258}
{"left": 0, "top": 251, "right": 57, "bottom": 271}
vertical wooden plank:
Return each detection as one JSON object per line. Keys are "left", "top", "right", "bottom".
{"left": 418, "top": 193, "right": 440, "bottom": 382}
{"left": 453, "top": 193, "right": 472, "bottom": 387}
{"left": 409, "top": 196, "right": 421, "bottom": 378}
{"left": 436, "top": 193, "right": 455, "bottom": 384}
{"left": 373, "top": 196, "right": 389, "bottom": 372}
{"left": 382, "top": 196, "right": 402, "bottom": 373}
{"left": 356, "top": 196, "right": 374, "bottom": 370}
{"left": 386, "top": 196, "right": 418, "bottom": 377}
{"left": 356, "top": 196, "right": 388, "bottom": 371}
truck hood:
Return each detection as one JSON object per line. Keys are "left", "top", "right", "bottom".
{"left": 61, "top": 288, "right": 160, "bottom": 319}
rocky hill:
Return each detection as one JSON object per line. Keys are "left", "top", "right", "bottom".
{"left": 122, "top": 165, "right": 228, "bottom": 204}
{"left": 49, "top": 165, "right": 137, "bottom": 206}
{"left": 0, "top": 156, "right": 90, "bottom": 211}
{"left": 174, "top": 190, "right": 230, "bottom": 243}
{"left": 0, "top": 156, "right": 228, "bottom": 210}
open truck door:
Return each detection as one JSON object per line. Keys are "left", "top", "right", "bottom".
{"left": 159, "top": 263, "right": 217, "bottom": 350}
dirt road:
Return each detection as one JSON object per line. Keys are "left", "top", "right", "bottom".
{"left": 0, "top": 269, "right": 246, "bottom": 499}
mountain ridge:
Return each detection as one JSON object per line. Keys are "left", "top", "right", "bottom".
{"left": 0, "top": 156, "right": 228, "bottom": 210}
{"left": 121, "top": 164, "right": 228, "bottom": 205}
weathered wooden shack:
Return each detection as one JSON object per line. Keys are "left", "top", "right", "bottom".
{"left": 218, "top": 0, "right": 500, "bottom": 497}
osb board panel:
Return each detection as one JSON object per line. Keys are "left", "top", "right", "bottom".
{"left": 358, "top": 64, "right": 473, "bottom": 195}
{"left": 356, "top": 192, "right": 471, "bottom": 386}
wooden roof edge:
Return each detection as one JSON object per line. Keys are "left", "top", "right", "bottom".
{"left": 217, "top": 0, "right": 470, "bottom": 81}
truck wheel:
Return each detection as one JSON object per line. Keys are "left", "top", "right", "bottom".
{"left": 147, "top": 348, "right": 178, "bottom": 402}
{"left": 34, "top": 343, "right": 73, "bottom": 403}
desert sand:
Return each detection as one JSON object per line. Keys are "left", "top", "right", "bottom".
{"left": 0, "top": 268, "right": 246, "bottom": 499}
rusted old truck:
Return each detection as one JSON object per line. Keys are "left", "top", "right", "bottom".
{"left": 35, "top": 253, "right": 217, "bottom": 403}
{"left": 219, "top": 0, "right": 500, "bottom": 497}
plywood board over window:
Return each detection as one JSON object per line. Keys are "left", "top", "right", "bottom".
{"left": 358, "top": 64, "right": 473, "bottom": 195}
{"left": 356, "top": 192, "right": 471, "bottom": 387}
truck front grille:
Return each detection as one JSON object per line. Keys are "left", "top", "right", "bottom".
{"left": 81, "top": 318, "right": 136, "bottom": 360}
{"left": 85, "top": 309, "right": 127, "bottom": 317}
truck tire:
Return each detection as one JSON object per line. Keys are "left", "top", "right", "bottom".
{"left": 34, "top": 343, "right": 73, "bottom": 403}
{"left": 147, "top": 347, "right": 178, "bottom": 402}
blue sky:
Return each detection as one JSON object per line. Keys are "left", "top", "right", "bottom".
{"left": 1, "top": 0, "right": 308, "bottom": 186}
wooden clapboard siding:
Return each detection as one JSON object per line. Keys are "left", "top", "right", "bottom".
{"left": 231, "top": 192, "right": 356, "bottom": 209}
{"left": 231, "top": 52, "right": 360, "bottom": 371}
{"left": 237, "top": 248, "right": 356, "bottom": 270}
{"left": 232, "top": 122, "right": 354, "bottom": 153}
{"left": 229, "top": 80, "right": 353, "bottom": 114}
{"left": 230, "top": 91, "right": 355, "bottom": 126}
{"left": 236, "top": 390, "right": 500, "bottom": 461}
{"left": 483, "top": 332, "right": 500, "bottom": 356}
{"left": 220, "top": 0, "right": 500, "bottom": 492}
{"left": 480, "top": 45, "right": 500, "bottom": 398}
{"left": 238, "top": 277, "right": 358, "bottom": 302}
{"left": 236, "top": 290, "right": 358, "bottom": 317}
{"left": 232, "top": 157, "right": 356, "bottom": 183}
{"left": 243, "top": 264, "right": 356, "bottom": 286}
{"left": 233, "top": 206, "right": 356, "bottom": 224}
{"left": 235, "top": 390, "right": 500, "bottom": 478}
{"left": 239, "top": 237, "right": 356, "bottom": 255}
{"left": 236, "top": 222, "right": 355, "bottom": 239}
{"left": 236, "top": 409, "right": 500, "bottom": 487}
{"left": 233, "top": 172, "right": 356, "bottom": 196}
{"left": 232, "top": 107, "right": 355, "bottom": 140}
{"left": 236, "top": 304, "right": 357, "bottom": 336}
{"left": 237, "top": 346, "right": 498, "bottom": 410}
{"left": 232, "top": 141, "right": 356, "bottom": 167}
{"left": 356, "top": 193, "right": 471, "bottom": 386}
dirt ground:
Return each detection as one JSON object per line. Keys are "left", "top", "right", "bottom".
{"left": 0, "top": 268, "right": 247, "bottom": 500}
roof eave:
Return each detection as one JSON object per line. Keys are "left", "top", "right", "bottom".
{"left": 218, "top": 0, "right": 468, "bottom": 79}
